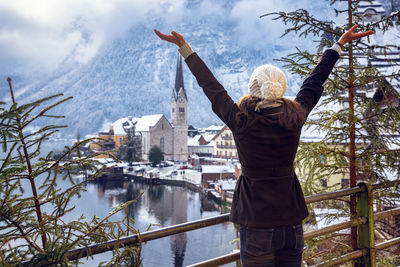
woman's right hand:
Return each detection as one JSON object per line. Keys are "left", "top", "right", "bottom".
{"left": 154, "top": 29, "right": 186, "bottom": 47}
{"left": 338, "top": 24, "right": 374, "bottom": 46}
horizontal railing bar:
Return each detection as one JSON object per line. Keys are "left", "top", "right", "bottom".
{"left": 304, "top": 217, "right": 366, "bottom": 240}
{"left": 188, "top": 207, "right": 400, "bottom": 267}
{"left": 32, "top": 180, "right": 398, "bottom": 264}
{"left": 66, "top": 214, "right": 229, "bottom": 261}
{"left": 310, "top": 248, "right": 368, "bottom": 267}
{"left": 310, "top": 237, "right": 400, "bottom": 267}
{"left": 186, "top": 251, "right": 240, "bottom": 267}
{"left": 305, "top": 186, "right": 364, "bottom": 204}
{"left": 188, "top": 237, "right": 400, "bottom": 267}
{"left": 371, "top": 180, "right": 400, "bottom": 190}
{"left": 187, "top": 217, "right": 369, "bottom": 267}
{"left": 374, "top": 207, "right": 400, "bottom": 221}
{"left": 375, "top": 237, "right": 400, "bottom": 250}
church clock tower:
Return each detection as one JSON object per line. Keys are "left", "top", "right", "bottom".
{"left": 171, "top": 54, "right": 188, "bottom": 162}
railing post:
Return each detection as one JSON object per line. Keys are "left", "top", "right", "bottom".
{"left": 356, "top": 182, "right": 376, "bottom": 267}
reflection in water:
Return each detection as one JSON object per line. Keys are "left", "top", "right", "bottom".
{"left": 91, "top": 177, "right": 235, "bottom": 267}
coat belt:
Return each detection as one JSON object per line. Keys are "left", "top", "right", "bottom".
{"left": 241, "top": 165, "right": 294, "bottom": 179}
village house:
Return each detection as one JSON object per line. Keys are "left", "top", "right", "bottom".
{"left": 213, "top": 179, "right": 236, "bottom": 203}
{"left": 187, "top": 134, "right": 214, "bottom": 158}
{"left": 212, "top": 125, "right": 238, "bottom": 159}
{"left": 200, "top": 164, "right": 235, "bottom": 188}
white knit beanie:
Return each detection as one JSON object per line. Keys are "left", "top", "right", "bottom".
{"left": 248, "top": 64, "right": 287, "bottom": 100}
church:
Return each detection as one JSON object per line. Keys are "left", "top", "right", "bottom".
{"left": 91, "top": 55, "right": 188, "bottom": 162}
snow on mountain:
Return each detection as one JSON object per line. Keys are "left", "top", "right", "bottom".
{"left": 5, "top": 20, "right": 301, "bottom": 137}
{"left": 1, "top": 0, "right": 397, "bottom": 137}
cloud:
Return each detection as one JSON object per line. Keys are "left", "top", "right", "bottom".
{"left": 0, "top": 0, "right": 345, "bottom": 76}
{"left": 229, "top": 0, "right": 343, "bottom": 50}
{"left": 0, "top": 0, "right": 186, "bottom": 74}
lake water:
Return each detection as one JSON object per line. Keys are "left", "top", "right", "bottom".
{"left": 2, "top": 140, "right": 238, "bottom": 266}
{"left": 74, "top": 177, "right": 238, "bottom": 267}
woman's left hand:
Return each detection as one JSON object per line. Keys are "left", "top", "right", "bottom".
{"left": 154, "top": 29, "right": 186, "bottom": 47}
{"left": 338, "top": 24, "right": 374, "bottom": 46}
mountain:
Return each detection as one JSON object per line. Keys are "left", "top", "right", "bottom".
{"left": 7, "top": 21, "right": 301, "bottom": 137}
{"left": 2, "top": 0, "right": 397, "bottom": 137}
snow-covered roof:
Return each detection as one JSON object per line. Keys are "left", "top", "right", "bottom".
{"left": 203, "top": 124, "right": 224, "bottom": 132}
{"left": 107, "top": 114, "right": 164, "bottom": 135}
{"left": 136, "top": 114, "right": 164, "bottom": 132}
{"left": 188, "top": 135, "right": 202, "bottom": 146}
{"left": 216, "top": 179, "right": 237, "bottom": 190}
{"left": 202, "top": 133, "right": 217, "bottom": 142}
{"left": 202, "top": 165, "right": 235, "bottom": 174}
{"left": 110, "top": 117, "right": 139, "bottom": 135}
{"left": 188, "top": 134, "right": 215, "bottom": 146}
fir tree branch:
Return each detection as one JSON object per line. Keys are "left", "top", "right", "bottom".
{"left": 261, "top": 10, "right": 337, "bottom": 38}
{"left": 22, "top": 96, "right": 72, "bottom": 129}
{"left": 369, "top": 10, "right": 400, "bottom": 28}
{"left": 7, "top": 78, "right": 47, "bottom": 250}
{"left": 0, "top": 212, "right": 43, "bottom": 253}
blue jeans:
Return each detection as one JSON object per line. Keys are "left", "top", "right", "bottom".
{"left": 240, "top": 223, "right": 304, "bottom": 267}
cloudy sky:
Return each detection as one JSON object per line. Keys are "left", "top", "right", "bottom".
{"left": 0, "top": 0, "right": 344, "bottom": 75}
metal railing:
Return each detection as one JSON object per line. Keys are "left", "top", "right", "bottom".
{"left": 35, "top": 180, "right": 400, "bottom": 266}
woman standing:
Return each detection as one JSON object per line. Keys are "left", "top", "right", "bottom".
{"left": 155, "top": 25, "right": 373, "bottom": 266}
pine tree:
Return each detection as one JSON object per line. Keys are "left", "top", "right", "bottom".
{"left": 148, "top": 145, "right": 163, "bottom": 167}
{"left": 0, "top": 78, "right": 142, "bottom": 266}
{"left": 262, "top": 0, "right": 400, "bottom": 265}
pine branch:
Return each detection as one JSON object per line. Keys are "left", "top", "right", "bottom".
{"left": 22, "top": 96, "right": 72, "bottom": 129}
{"left": 7, "top": 78, "right": 47, "bottom": 249}
{"left": 261, "top": 10, "right": 336, "bottom": 38}
{"left": 0, "top": 212, "right": 43, "bottom": 253}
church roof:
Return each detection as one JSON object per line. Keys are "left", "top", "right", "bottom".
{"left": 172, "top": 54, "right": 188, "bottom": 101}
{"left": 136, "top": 114, "right": 165, "bottom": 132}
{"left": 108, "top": 114, "right": 165, "bottom": 135}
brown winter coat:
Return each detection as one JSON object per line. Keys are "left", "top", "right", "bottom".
{"left": 185, "top": 49, "right": 340, "bottom": 227}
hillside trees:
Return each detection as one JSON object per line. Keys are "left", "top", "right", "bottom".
{"left": 0, "top": 78, "right": 142, "bottom": 266}
{"left": 263, "top": 0, "right": 400, "bottom": 265}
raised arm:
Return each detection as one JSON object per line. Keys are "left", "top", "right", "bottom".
{"left": 154, "top": 29, "right": 239, "bottom": 130}
{"left": 295, "top": 25, "right": 374, "bottom": 114}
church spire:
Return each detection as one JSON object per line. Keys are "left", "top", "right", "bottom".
{"left": 173, "top": 54, "right": 187, "bottom": 101}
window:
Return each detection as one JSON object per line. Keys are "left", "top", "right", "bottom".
{"left": 160, "top": 137, "right": 165, "bottom": 152}
{"left": 341, "top": 178, "right": 350, "bottom": 189}
{"left": 120, "top": 137, "right": 123, "bottom": 143}
{"left": 179, "top": 107, "right": 185, "bottom": 113}
{"left": 321, "top": 179, "right": 327, "bottom": 187}
{"left": 319, "top": 154, "right": 326, "bottom": 164}
{"left": 172, "top": 108, "right": 175, "bottom": 113}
